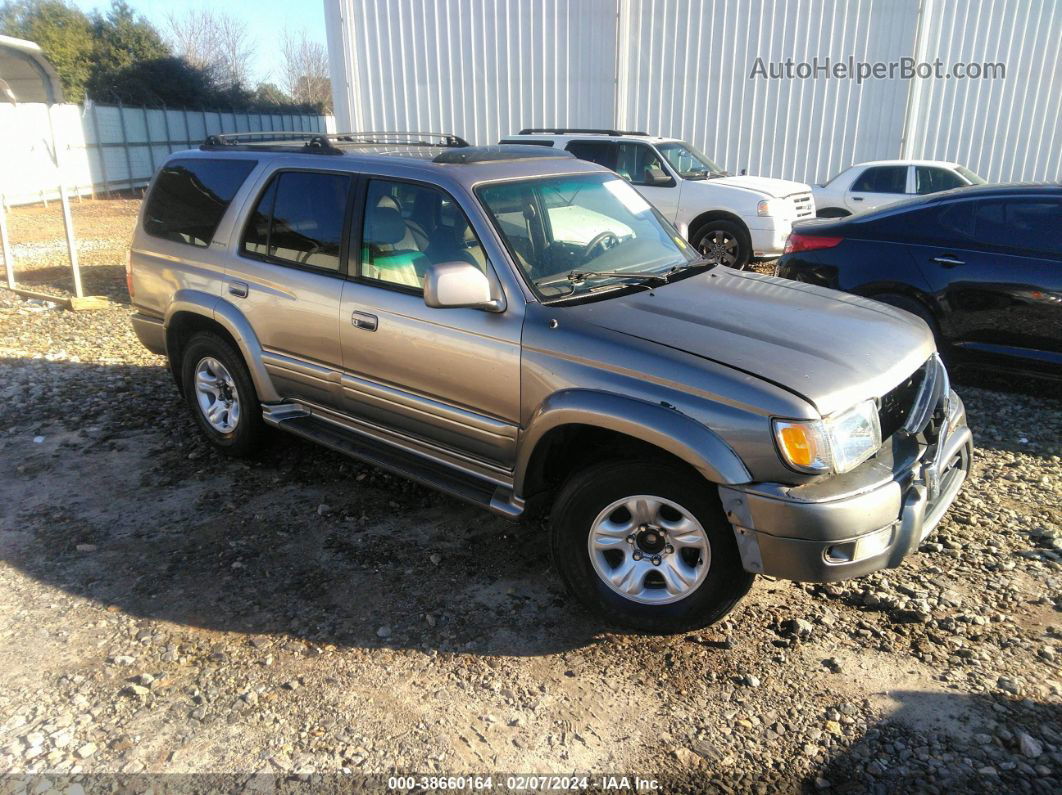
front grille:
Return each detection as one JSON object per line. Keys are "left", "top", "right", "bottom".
{"left": 789, "top": 192, "right": 815, "bottom": 218}
{"left": 878, "top": 364, "right": 927, "bottom": 440}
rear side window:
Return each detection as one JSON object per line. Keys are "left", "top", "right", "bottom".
{"left": 971, "top": 199, "right": 1062, "bottom": 256}
{"left": 241, "top": 170, "right": 352, "bottom": 272}
{"left": 915, "top": 166, "right": 967, "bottom": 194}
{"left": 565, "top": 141, "right": 617, "bottom": 170}
{"left": 851, "top": 166, "right": 908, "bottom": 194}
{"left": 143, "top": 158, "right": 256, "bottom": 247}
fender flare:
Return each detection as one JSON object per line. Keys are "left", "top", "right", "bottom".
{"left": 514, "top": 389, "right": 752, "bottom": 495}
{"left": 165, "top": 289, "right": 281, "bottom": 403}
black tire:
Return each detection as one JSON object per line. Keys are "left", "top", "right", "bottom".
{"left": 550, "top": 460, "right": 754, "bottom": 634}
{"left": 691, "top": 219, "right": 752, "bottom": 270}
{"left": 180, "top": 331, "right": 265, "bottom": 457}
{"left": 816, "top": 207, "right": 851, "bottom": 218}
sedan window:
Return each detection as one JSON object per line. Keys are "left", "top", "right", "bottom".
{"left": 973, "top": 200, "right": 1062, "bottom": 256}
{"left": 915, "top": 167, "right": 968, "bottom": 194}
{"left": 851, "top": 166, "right": 908, "bottom": 194}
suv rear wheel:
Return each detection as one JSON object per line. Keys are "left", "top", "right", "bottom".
{"left": 550, "top": 460, "right": 754, "bottom": 633}
{"left": 691, "top": 220, "right": 751, "bottom": 270}
{"left": 181, "top": 331, "right": 265, "bottom": 456}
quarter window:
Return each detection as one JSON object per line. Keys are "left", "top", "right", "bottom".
{"left": 359, "top": 179, "right": 487, "bottom": 291}
{"left": 915, "top": 167, "right": 967, "bottom": 194}
{"left": 144, "top": 158, "right": 257, "bottom": 247}
{"left": 851, "top": 166, "right": 908, "bottom": 194}
{"left": 565, "top": 141, "right": 616, "bottom": 170}
{"left": 241, "top": 171, "right": 352, "bottom": 272}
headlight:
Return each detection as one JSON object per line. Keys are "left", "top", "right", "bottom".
{"left": 773, "top": 400, "right": 882, "bottom": 474}
{"left": 756, "top": 198, "right": 788, "bottom": 218}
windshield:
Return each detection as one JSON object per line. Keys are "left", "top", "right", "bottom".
{"left": 955, "top": 165, "right": 986, "bottom": 185}
{"left": 476, "top": 173, "right": 698, "bottom": 301}
{"left": 656, "top": 142, "right": 725, "bottom": 179}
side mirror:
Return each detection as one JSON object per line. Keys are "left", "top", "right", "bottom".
{"left": 643, "top": 167, "right": 673, "bottom": 187}
{"left": 423, "top": 261, "right": 503, "bottom": 311}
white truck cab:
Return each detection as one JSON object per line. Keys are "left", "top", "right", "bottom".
{"left": 501, "top": 128, "right": 815, "bottom": 268}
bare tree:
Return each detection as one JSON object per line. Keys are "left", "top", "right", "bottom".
{"left": 280, "top": 30, "right": 332, "bottom": 111}
{"left": 166, "top": 9, "right": 254, "bottom": 89}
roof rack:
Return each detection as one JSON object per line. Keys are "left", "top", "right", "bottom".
{"left": 517, "top": 127, "right": 651, "bottom": 137}
{"left": 200, "top": 130, "right": 470, "bottom": 154}
{"left": 432, "top": 145, "right": 576, "bottom": 164}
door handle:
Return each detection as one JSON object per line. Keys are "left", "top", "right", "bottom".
{"left": 351, "top": 311, "right": 378, "bottom": 331}
{"left": 228, "top": 281, "right": 249, "bottom": 298}
{"left": 931, "top": 256, "right": 965, "bottom": 267}
{"left": 851, "top": 196, "right": 864, "bottom": 201}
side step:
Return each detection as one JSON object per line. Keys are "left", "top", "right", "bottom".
{"left": 266, "top": 410, "right": 522, "bottom": 518}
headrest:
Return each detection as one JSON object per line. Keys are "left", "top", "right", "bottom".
{"left": 365, "top": 206, "right": 406, "bottom": 245}
{"left": 376, "top": 194, "right": 401, "bottom": 212}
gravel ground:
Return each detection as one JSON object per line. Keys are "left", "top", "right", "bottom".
{"left": 0, "top": 199, "right": 1060, "bottom": 793}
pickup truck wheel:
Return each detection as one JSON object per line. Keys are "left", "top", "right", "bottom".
{"left": 550, "top": 461, "right": 754, "bottom": 633}
{"left": 691, "top": 220, "right": 751, "bottom": 270}
{"left": 181, "top": 332, "right": 264, "bottom": 457}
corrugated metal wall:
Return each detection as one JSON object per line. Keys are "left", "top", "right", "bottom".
{"left": 901, "top": 0, "right": 1062, "bottom": 183}
{"left": 325, "top": 0, "right": 1062, "bottom": 185}
{"left": 328, "top": 0, "right": 618, "bottom": 144}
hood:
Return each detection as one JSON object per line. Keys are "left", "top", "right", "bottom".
{"left": 568, "top": 269, "right": 934, "bottom": 416}
{"left": 705, "top": 175, "right": 811, "bottom": 198}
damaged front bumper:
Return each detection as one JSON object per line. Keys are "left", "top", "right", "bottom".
{"left": 719, "top": 390, "right": 972, "bottom": 582}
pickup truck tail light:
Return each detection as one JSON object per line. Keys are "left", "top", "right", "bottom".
{"left": 783, "top": 233, "right": 843, "bottom": 254}
{"left": 125, "top": 250, "right": 134, "bottom": 298}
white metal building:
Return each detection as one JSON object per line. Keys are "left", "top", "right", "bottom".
{"left": 324, "top": 0, "right": 1061, "bottom": 185}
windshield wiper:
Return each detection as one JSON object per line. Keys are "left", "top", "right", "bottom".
{"left": 537, "top": 269, "right": 671, "bottom": 289}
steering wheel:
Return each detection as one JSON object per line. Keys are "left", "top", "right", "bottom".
{"left": 583, "top": 231, "right": 620, "bottom": 260}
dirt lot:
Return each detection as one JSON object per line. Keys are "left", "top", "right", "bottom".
{"left": 1, "top": 199, "right": 1060, "bottom": 793}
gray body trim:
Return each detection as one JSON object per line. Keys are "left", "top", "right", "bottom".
{"left": 515, "top": 389, "right": 751, "bottom": 494}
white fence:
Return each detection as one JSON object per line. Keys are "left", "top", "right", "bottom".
{"left": 325, "top": 0, "right": 1062, "bottom": 185}
{"left": 0, "top": 102, "right": 335, "bottom": 207}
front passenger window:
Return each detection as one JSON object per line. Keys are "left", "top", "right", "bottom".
{"left": 359, "top": 179, "right": 487, "bottom": 291}
{"left": 616, "top": 143, "right": 673, "bottom": 186}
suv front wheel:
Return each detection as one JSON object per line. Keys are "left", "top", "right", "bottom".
{"left": 550, "top": 461, "right": 754, "bottom": 633}
{"left": 180, "top": 331, "right": 265, "bottom": 456}
{"left": 691, "top": 220, "right": 751, "bottom": 270}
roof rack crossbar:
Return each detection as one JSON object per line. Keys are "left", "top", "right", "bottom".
{"left": 517, "top": 127, "right": 651, "bottom": 137}
{"left": 201, "top": 130, "right": 470, "bottom": 153}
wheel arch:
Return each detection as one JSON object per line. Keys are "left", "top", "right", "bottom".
{"left": 516, "top": 390, "right": 752, "bottom": 507}
{"left": 164, "top": 290, "right": 280, "bottom": 402}
{"left": 686, "top": 209, "right": 751, "bottom": 242}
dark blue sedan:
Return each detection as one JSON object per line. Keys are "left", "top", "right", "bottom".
{"left": 776, "top": 184, "right": 1062, "bottom": 379}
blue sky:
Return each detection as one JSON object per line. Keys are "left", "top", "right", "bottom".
{"left": 70, "top": 0, "right": 328, "bottom": 86}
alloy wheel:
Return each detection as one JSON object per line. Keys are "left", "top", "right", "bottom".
{"left": 698, "top": 229, "right": 740, "bottom": 266}
{"left": 587, "top": 494, "right": 712, "bottom": 605}
{"left": 194, "top": 356, "right": 241, "bottom": 434}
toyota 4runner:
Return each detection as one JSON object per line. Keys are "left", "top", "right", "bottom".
{"left": 128, "top": 131, "right": 972, "bottom": 633}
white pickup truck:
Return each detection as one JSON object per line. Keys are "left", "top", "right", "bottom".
{"left": 501, "top": 129, "right": 815, "bottom": 268}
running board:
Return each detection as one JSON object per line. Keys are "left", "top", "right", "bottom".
{"left": 263, "top": 406, "right": 524, "bottom": 519}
